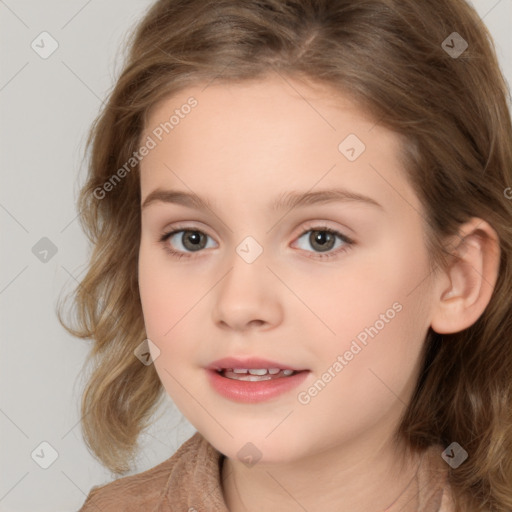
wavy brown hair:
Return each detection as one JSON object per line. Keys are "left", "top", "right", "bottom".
{"left": 57, "top": 0, "right": 512, "bottom": 509}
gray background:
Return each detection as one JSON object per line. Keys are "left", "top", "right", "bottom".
{"left": 1, "top": 1, "right": 511, "bottom": 510}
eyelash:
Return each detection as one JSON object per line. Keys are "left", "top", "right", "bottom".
{"left": 158, "top": 224, "right": 355, "bottom": 261}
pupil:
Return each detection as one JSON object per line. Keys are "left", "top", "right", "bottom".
{"left": 312, "top": 231, "right": 334, "bottom": 252}
{"left": 184, "top": 231, "right": 204, "bottom": 251}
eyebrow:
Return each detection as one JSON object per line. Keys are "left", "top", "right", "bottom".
{"left": 141, "top": 187, "right": 384, "bottom": 212}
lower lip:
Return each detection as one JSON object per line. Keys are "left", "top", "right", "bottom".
{"left": 206, "top": 369, "right": 310, "bottom": 403}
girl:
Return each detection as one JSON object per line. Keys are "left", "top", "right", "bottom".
{"left": 58, "top": 0, "right": 512, "bottom": 510}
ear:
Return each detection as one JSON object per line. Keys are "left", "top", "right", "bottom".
{"left": 430, "top": 218, "right": 501, "bottom": 334}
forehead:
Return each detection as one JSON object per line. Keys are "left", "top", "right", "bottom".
{"left": 139, "top": 76, "right": 421, "bottom": 217}
{"left": 143, "top": 76, "right": 378, "bottom": 147}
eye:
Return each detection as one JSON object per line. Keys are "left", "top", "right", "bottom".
{"left": 158, "top": 225, "right": 354, "bottom": 260}
{"left": 293, "top": 226, "right": 354, "bottom": 260}
{"left": 159, "top": 228, "right": 216, "bottom": 259}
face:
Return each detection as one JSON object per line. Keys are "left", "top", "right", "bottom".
{"left": 138, "top": 75, "right": 436, "bottom": 466}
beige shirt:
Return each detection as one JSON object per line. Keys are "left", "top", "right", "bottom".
{"left": 79, "top": 432, "right": 455, "bottom": 511}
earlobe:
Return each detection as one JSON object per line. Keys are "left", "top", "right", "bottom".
{"left": 430, "top": 218, "right": 501, "bottom": 335}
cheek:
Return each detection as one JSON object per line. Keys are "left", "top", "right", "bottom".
{"left": 138, "top": 241, "right": 198, "bottom": 338}
{"left": 315, "top": 235, "right": 432, "bottom": 397}
{"left": 298, "top": 299, "right": 429, "bottom": 442}
{"left": 318, "top": 237, "right": 426, "bottom": 338}
{"left": 138, "top": 246, "right": 198, "bottom": 408}
{"left": 138, "top": 242, "right": 207, "bottom": 406}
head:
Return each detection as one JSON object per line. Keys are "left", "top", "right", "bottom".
{"left": 58, "top": 1, "right": 512, "bottom": 510}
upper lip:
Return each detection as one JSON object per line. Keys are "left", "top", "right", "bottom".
{"left": 207, "top": 357, "right": 306, "bottom": 372}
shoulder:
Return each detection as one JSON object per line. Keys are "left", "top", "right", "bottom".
{"left": 79, "top": 432, "right": 203, "bottom": 511}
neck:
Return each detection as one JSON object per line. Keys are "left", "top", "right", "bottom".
{"left": 221, "top": 435, "right": 426, "bottom": 512}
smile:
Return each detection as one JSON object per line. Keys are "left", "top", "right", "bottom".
{"left": 218, "top": 368, "right": 297, "bottom": 381}
{"left": 206, "top": 368, "right": 310, "bottom": 403}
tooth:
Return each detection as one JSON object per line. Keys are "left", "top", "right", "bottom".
{"left": 282, "top": 369, "right": 294, "bottom": 376}
{"left": 268, "top": 368, "right": 280, "bottom": 375}
{"left": 237, "top": 374, "right": 273, "bottom": 381}
{"left": 232, "top": 369, "right": 249, "bottom": 374}
{"left": 248, "top": 369, "right": 268, "bottom": 376}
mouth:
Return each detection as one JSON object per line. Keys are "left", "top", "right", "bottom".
{"left": 207, "top": 356, "right": 308, "bottom": 381}
{"left": 205, "top": 363, "right": 311, "bottom": 403}
{"left": 206, "top": 359, "right": 311, "bottom": 404}
{"left": 215, "top": 368, "right": 304, "bottom": 381}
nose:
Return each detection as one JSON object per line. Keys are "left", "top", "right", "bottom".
{"left": 211, "top": 253, "right": 283, "bottom": 332}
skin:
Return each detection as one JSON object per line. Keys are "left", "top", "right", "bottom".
{"left": 137, "top": 74, "right": 500, "bottom": 512}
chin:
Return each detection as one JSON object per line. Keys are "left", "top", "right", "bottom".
{"left": 204, "top": 430, "right": 304, "bottom": 466}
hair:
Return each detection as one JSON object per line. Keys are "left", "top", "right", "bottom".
{"left": 57, "top": 0, "right": 512, "bottom": 510}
